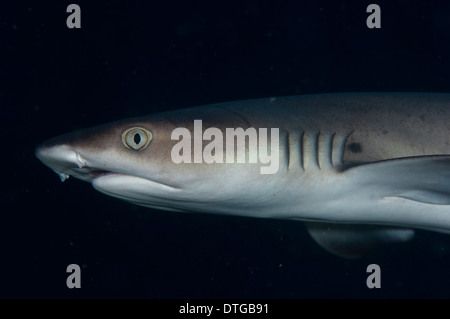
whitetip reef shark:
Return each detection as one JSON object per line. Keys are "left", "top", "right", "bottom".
{"left": 35, "top": 93, "right": 450, "bottom": 257}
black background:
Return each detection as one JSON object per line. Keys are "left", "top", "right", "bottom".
{"left": 2, "top": 0, "right": 450, "bottom": 299}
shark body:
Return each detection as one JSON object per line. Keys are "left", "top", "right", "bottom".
{"left": 36, "top": 93, "right": 450, "bottom": 257}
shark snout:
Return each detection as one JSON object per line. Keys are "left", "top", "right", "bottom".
{"left": 35, "top": 144, "right": 90, "bottom": 182}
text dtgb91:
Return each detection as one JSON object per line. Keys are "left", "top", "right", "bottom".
{"left": 179, "top": 303, "right": 269, "bottom": 316}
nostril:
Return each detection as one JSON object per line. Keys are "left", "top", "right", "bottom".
{"left": 76, "top": 153, "right": 87, "bottom": 168}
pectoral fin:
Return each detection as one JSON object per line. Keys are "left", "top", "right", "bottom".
{"left": 305, "top": 222, "right": 414, "bottom": 258}
{"left": 342, "top": 155, "right": 450, "bottom": 205}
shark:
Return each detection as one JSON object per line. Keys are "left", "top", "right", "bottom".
{"left": 35, "top": 93, "right": 450, "bottom": 257}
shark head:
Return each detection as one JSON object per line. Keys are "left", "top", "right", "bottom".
{"left": 35, "top": 118, "right": 186, "bottom": 210}
{"left": 35, "top": 107, "right": 281, "bottom": 215}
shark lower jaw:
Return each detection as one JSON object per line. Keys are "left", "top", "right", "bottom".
{"left": 55, "top": 166, "right": 182, "bottom": 194}
{"left": 92, "top": 173, "right": 181, "bottom": 192}
{"left": 71, "top": 168, "right": 122, "bottom": 182}
{"left": 91, "top": 173, "right": 184, "bottom": 211}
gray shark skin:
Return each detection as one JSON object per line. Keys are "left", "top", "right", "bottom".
{"left": 35, "top": 93, "right": 450, "bottom": 257}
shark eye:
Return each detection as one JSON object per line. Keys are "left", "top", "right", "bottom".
{"left": 121, "top": 127, "right": 152, "bottom": 151}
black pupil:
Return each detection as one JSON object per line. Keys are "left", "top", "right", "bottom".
{"left": 133, "top": 133, "right": 141, "bottom": 144}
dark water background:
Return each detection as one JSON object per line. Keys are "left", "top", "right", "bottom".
{"left": 2, "top": 0, "right": 450, "bottom": 298}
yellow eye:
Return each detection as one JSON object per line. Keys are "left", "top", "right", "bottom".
{"left": 121, "top": 127, "right": 152, "bottom": 151}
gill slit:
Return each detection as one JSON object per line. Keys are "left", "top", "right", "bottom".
{"left": 300, "top": 131, "right": 305, "bottom": 170}
{"left": 330, "top": 132, "right": 337, "bottom": 167}
{"left": 316, "top": 131, "right": 321, "bottom": 169}
{"left": 286, "top": 131, "right": 290, "bottom": 171}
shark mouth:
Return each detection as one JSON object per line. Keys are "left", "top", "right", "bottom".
{"left": 35, "top": 144, "right": 120, "bottom": 182}
{"left": 88, "top": 169, "right": 117, "bottom": 178}
{"left": 35, "top": 144, "right": 181, "bottom": 193}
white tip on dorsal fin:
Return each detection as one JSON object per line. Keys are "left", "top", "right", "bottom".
{"left": 304, "top": 222, "right": 414, "bottom": 258}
